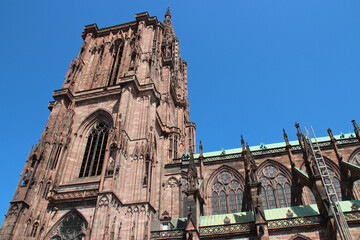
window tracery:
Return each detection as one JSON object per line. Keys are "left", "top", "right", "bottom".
{"left": 259, "top": 165, "right": 291, "bottom": 209}
{"left": 79, "top": 122, "right": 109, "bottom": 178}
{"left": 350, "top": 149, "right": 360, "bottom": 198}
{"left": 327, "top": 167, "right": 342, "bottom": 201}
{"left": 301, "top": 160, "right": 342, "bottom": 201}
{"left": 30, "top": 221, "right": 39, "bottom": 237}
{"left": 211, "top": 171, "right": 244, "bottom": 214}
{"left": 47, "top": 211, "right": 87, "bottom": 240}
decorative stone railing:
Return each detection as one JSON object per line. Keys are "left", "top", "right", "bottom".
{"left": 267, "top": 215, "right": 321, "bottom": 229}
{"left": 150, "top": 229, "right": 185, "bottom": 239}
{"left": 199, "top": 222, "right": 255, "bottom": 236}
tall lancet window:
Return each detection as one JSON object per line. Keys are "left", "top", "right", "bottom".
{"left": 259, "top": 165, "right": 291, "bottom": 209}
{"left": 211, "top": 171, "right": 244, "bottom": 215}
{"left": 79, "top": 122, "right": 109, "bottom": 178}
{"left": 108, "top": 38, "right": 124, "bottom": 86}
{"left": 350, "top": 149, "right": 360, "bottom": 199}
{"left": 327, "top": 167, "right": 342, "bottom": 201}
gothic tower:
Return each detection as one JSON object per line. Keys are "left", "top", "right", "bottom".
{"left": 0, "top": 9, "right": 196, "bottom": 240}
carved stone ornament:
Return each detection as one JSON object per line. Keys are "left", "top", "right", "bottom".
{"left": 8, "top": 204, "right": 20, "bottom": 217}
{"left": 167, "top": 178, "right": 178, "bottom": 188}
{"left": 98, "top": 195, "right": 109, "bottom": 208}
{"left": 49, "top": 211, "right": 87, "bottom": 240}
{"left": 286, "top": 209, "right": 293, "bottom": 218}
{"left": 223, "top": 216, "right": 230, "bottom": 224}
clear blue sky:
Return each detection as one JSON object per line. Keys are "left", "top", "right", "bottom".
{"left": 0, "top": 0, "right": 359, "bottom": 225}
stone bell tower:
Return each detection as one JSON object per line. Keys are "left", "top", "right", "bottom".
{"left": 0, "top": 9, "right": 195, "bottom": 240}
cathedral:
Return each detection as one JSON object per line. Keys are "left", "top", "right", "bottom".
{"left": 1, "top": 9, "right": 360, "bottom": 240}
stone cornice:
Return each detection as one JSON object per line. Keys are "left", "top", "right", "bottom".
{"left": 164, "top": 138, "right": 360, "bottom": 168}
{"left": 74, "top": 85, "right": 122, "bottom": 103}
{"left": 52, "top": 75, "right": 161, "bottom": 106}
{"left": 119, "top": 75, "right": 161, "bottom": 106}
{"left": 82, "top": 12, "right": 163, "bottom": 40}
{"left": 155, "top": 111, "right": 181, "bottom": 135}
{"left": 52, "top": 88, "right": 74, "bottom": 104}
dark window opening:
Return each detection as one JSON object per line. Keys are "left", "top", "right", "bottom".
{"left": 108, "top": 39, "right": 123, "bottom": 86}
{"left": 79, "top": 122, "right": 109, "bottom": 178}
{"left": 30, "top": 222, "right": 39, "bottom": 237}
{"left": 129, "top": 52, "right": 136, "bottom": 71}
{"left": 169, "top": 136, "right": 173, "bottom": 159}
{"left": 51, "top": 145, "right": 62, "bottom": 170}
{"left": 174, "top": 135, "right": 178, "bottom": 159}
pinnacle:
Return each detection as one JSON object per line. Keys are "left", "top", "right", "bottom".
{"left": 165, "top": 7, "right": 171, "bottom": 19}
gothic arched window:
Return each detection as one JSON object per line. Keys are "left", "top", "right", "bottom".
{"left": 45, "top": 211, "right": 87, "bottom": 240}
{"left": 79, "top": 122, "right": 109, "bottom": 178}
{"left": 211, "top": 171, "right": 244, "bottom": 215}
{"left": 259, "top": 165, "right": 291, "bottom": 209}
{"left": 30, "top": 221, "right": 39, "bottom": 237}
{"left": 350, "top": 149, "right": 360, "bottom": 198}
{"left": 327, "top": 167, "right": 342, "bottom": 201}
{"left": 301, "top": 160, "right": 343, "bottom": 201}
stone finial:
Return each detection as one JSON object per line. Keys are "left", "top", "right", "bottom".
{"left": 352, "top": 120, "right": 360, "bottom": 141}
{"left": 327, "top": 128, "right": 335, "bottom": 141}
{"left": 165, "top": 7, "right": 171, "bottom": 18}
{"left": 246, "top": 143, "right": 257, "bottom": 169}
{"left": 241, "top": 135, "right": 245, "bottom": 152}
{"left": 286, "top": 209, "right": 293, "bottom": 218}
{"left": 221, "top": 148, "right": 226, "bottom": 155}
{"left": 199, "top": 140, "right": 203, "bottom": 158}
{"left": 161, "top": 210, "right": 170, "bottom": 219}
{"left": 295, "top": 122, "right": 302, "bottom": 135}
{"left": 283, "top": 128, "right": 290, "bottom": 146}
{"left": 259, "top": 143, "right": 267, "bottom": 150}
{"left": 223, "top": 216, "right": 230, "bottom": 224}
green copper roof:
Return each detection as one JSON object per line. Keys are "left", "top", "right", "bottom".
{"left": 343, "top": 161, "right": 360, "bottom": 170}
{"left": 294, "top": 166, "right": 309, "bottom": 178}
{"left": 264, "top": 204, "right": 319, "bottom": 220}
{"left": 338, "top": 200, "right": 360, "bottom": 212}
{"left": 200, "top": 211, "right": 254, "bottom": 226}
{"left": 194, "top": 132, "right": 355, "bottom": 159}
{"left": 179, "top": 200, "right": 359, "bottom": 229}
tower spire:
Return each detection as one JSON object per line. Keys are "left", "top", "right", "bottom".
{"left": 165, "top": 7, "right": 171, "bottom": 19}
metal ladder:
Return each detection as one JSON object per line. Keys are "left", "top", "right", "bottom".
{"left": 305, "top": 127, "right": 352, "bottom": 240}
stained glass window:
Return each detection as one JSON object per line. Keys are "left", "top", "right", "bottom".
{"left": 276, "top": 184, "right": 286, "bottom": 208}
{"left": 229, "top": 190, "right": 237, "bottom": 213}
{"left": 261, "top": 187, "right": 268, "bottom": 209}
{"left": 237, "top": 189, "right": 243, "bottom": 211}
{"left": 220, "top": 191, "right": 227, "bottom": 214}
{"left": 259, "top": 165, "right": 291, "bottom": 209}
{"left": 211, "top": 171, "right": 244, "bottom": 214}
{"left": 212, "top": 191, "right": 219, "bottom": 215}
{"left": 327, "top": 166, "right": 342, "bottom": 201}
{"left": 333, "top": 178, "right": 342, "bottom": 201}
{"left": 267, "top": 186, "right": 276, "bottom": 209}
{"left": 350, "top": 150, "right": 360, "bottom": 198}
{"left": 285, "top": 183, "right": 291, "bottom": 206}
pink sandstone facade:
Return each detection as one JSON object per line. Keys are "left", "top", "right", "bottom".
{"left": 0, "top": 9, "right": 360, "bottom": 240}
